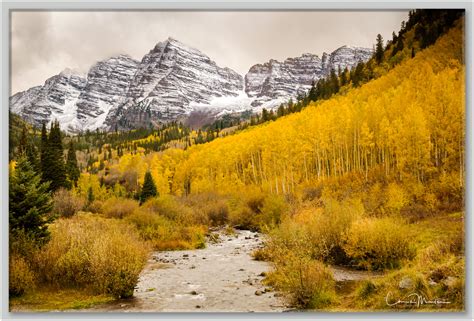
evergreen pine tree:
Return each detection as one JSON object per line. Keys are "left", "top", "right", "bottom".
{"left": 375, "top": 34, "right": 384, "bottom": 64}
{"left": 40, "top": 122, "right": 54, "bottom": 186}
{"left": 87, "top": 186, "right": 95, "bottom": 205}
{"left": 25, "top": 139, "right": 40, "bottom": 174}
{"left": 18, "top": 125, "right": 28, "bottom": 156}
{"left": 140, "top": 171, "right": 158, "bottom": 204}
{"left": 66, "top": 140, "right": 80, "bottom": 186}
{"left": 46, "top": 120, "right": 69, "bottom": 190}
{"left": 9, "top": 156, "right": 53, "bottom": 245}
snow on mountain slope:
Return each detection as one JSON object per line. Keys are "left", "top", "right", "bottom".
{"left": 245, "top": 46, "right": 373, "bottom": 107}
{"left": 10, "top": 40, "right": 373, "bottom": 132}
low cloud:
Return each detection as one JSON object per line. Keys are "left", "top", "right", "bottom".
{"left": 11, "top": 10, "right": 408, "bottom": 94}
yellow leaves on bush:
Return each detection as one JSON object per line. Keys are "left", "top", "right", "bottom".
{"left": 181, "top": 193, "right": 230, "bottom": 226}
{"left": 266, "top": 254, "right": 335, "bottom": 309}
{"left": 36, "top": 214, "right": 149, "bottom": 298}
{"left": 125, "top": 209, "right": 206, "bottom": 251}
{"left": 386, "top": 183, "right": 409, "bottom": 214}
{"left": 269, "top": 197, "right": 363, "bottom": 263}
{"left": 142, "top": 195, "right": 194, "bottom": 223}
{"left": 9, "top": 255, "right": 36, "bottom": 297}
{"left": 343, "top": 217, "right": 415, "bottom": 270}
{"left": 227, "top": 188, "right": 289, "bottom": 231}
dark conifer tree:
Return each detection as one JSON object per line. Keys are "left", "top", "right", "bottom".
{"left": 44, "top": 120, "right": 69, "bottom": 191}
{"left": 140, "top": 171, "right": 158, "bottom": 204}
{"left": 66, "top": 140, "right": 80, "bottom": 186}
{"left": 87, "top": 186, "right": 95, "bottom": 205}
{"left": 375, "top": 34, "right": 384, "bottom": 64}
{"left": 9, "top": 156, "right": 53, "bottom": 245}
{"left": 40, "top": 123, "right": 49, "bottom": 183}
{"left": 18, "top": 125, "right": 28, "bottom": 156}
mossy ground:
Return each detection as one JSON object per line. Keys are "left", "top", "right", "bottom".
{"left": 9, "top": 286, "right": 115, "bottom": 312}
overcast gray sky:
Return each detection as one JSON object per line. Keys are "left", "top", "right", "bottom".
{"left": 11, "top": 10, "right": 408, "bottom": 94}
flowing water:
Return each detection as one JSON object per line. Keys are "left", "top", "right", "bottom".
{"left": 85, "top": 230, "right": 288, "bottom": 312}
{"left": 79, "top": 229, "right": 384, "bottom": 313}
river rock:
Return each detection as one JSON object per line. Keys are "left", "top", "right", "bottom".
{"left": 443, "top": 276, "right": 458, "bottom": 287}
{"left": 255, "top": 290, "right": 263, "bottom": 296}
{"left": 399, "top": 276, "right": 414, "bottom": 289}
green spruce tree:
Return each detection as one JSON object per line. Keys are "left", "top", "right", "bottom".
{"left": 140, "top": 171, "right": 158, "bottom": 204}
{"left": 45, "top": 120, "right": 69, "bottom": 190}
{"left": 375, "top": 34, "right": 384, "bottom": 64}
{"left": 40, "top": 122, "right": 50, "bottom": 183}
{"left": 66, "top": 140, "right": 80, "bottom": 186}
{"left": 9, "top": 156, "right": 53, "bottom": 245}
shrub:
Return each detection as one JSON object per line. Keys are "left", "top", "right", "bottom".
{"left": 36, "top": 214, "right": 149, "bottom": 298}
{"left": 251, "top": 247, "right": 271, "bottom": 261}
{"left": 271, "top": 197, "right": 362, "bottom": 262}
{"left": 205, "top": 201, "right": 229, "bottom": 226}
{"left": 52, "top": 188, "right": 85, "bottom": 218}
{"left": 343, "top": 217, "right": 415, "bottom": 270}
{"left": 102, "top": 197, "right": 139, "bottom": 219}
{"left": 255, "top": 194, "right": 288, "bottom": 230}
{"left": 356, "top": 280, "right": 377, "bottom": 300}
{"left": 126, "top": 209, "right": 206, "bottom": 250}
{"left": 267, "top": 254, "right": 335, "bottom": 309}
{"left": 229, "top": 204, "right": 256, "bottom": 230}
{"left": 143, "top": 195, "right": 195, "bottom": 223}
{"left": 9, "top": 254, "right": 36, "bottom": 297}
{"left": 182, "top": 193, "right": 230, "bottom": 226}
{"left": 302, "top": 184, "right": 324, "bottom": 202}
{"left": 385, "top": 183, "right": 409, "bottom": 214}
{"left": 363, "top": 182, "right": 387, "bottom": 216}
{"left": 228, "top": 190, "right": 283, "bottom": 231}
{"left": 86, "top": 199, "right": 104, "bottom": 214}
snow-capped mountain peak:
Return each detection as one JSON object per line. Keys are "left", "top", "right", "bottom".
{"left": 10, "top": 39, "right": 373, "bottom": 133}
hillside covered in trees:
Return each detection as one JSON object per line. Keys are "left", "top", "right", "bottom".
{"left": 9, "top": 9, "right": 465, "bottom": 312}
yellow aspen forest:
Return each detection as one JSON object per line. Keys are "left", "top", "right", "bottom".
{"left": 105, "top": 22, "right": 464, "bottom": 200}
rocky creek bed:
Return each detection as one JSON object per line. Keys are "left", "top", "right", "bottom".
{"left": 81, "top": 229, "right": 383, "bottom": 312}
{"left": 84, "top": 229, "right": 287, "bottom": 312}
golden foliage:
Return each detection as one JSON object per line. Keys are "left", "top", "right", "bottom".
{"left": 9, "top": 255, "right": 36, "bottom": 297}
{"left": 36, "top": 213, "right": 149, "bottom": 298}
{"left": 343, "top": 217, "right": 415, "bottom": 270}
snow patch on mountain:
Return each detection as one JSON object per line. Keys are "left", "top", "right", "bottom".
{"left": 10, "top": 39, "right": 373, "bottom": 133}
{"left": 189, "top": 92, "right": 254, "bottom": 117}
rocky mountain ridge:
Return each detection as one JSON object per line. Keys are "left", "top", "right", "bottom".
{"left": 10, "top": 39, "right": 372, "bottom": 132}
{"left": 245, "top": 46, "right": 373, "bottom": 107}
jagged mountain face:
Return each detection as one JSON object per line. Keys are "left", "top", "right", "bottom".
{"left": 75, "top": 55, "right": 139, "bottom": 129}
{"left": 10, "top": 40, "right": 372, "bottom": 133}
{"left": 10, "top": 69, "right": 87, "bottom": 129}
{"left": 321, "top": 46, "right": 374, "bottom": 74}
{"left": 114, "top": 37, "right": 244, "bottom": 125}
{"left": 10, "top": 55, "right": 139, "bottom": 132}
{"left": 245, "top": 53, "right": 324, "bottom": 107}
{"left": 10, "top": 38, "right": 244, "bottom": 132}
{"left": 245, "top": 46, "right": 373, "bottom": 107}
